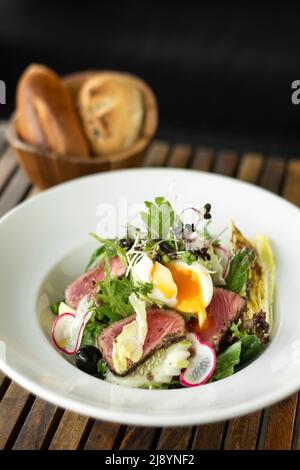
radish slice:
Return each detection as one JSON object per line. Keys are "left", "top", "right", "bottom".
{"left": 51, "top": 295, "right": 93, "bottom": 355}
{"left": 214, "top": 246, "right": 230, "bottom": 279}
{"left": 180, "top": 333, "right": 216, "bottom": 387}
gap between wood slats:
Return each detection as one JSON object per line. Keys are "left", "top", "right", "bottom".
{"left": 0, "top": 373, "right": 10, "bottom": 403}
{"left": 292, "top": 393, "right": 300, "bottom": 449}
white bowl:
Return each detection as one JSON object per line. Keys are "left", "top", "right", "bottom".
{"left": 0, "top": 168, "right": 300, "bottom": 427}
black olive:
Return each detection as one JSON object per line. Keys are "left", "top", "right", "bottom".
{"left": 75, "top": 346, "right": 101, "bottom": 375}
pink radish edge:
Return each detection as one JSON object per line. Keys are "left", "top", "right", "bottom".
{"left": 180, "top": 333, "right": 216, "bottom": 387}
{"left": 215, "top": 246, "right": 230, "bottom": 279}
{"left": 51, "top": 311, "right": 88, "bottom": 356}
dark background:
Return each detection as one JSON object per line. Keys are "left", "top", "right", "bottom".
{"left": 1, "top": 0, "right": 300, "bottom": 155}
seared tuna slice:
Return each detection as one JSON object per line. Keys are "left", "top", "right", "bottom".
{"left": 98, "top": 308, "right": 186, "bottom": 376}
{"left": 198, "top": 287, "right": 246, "bottom": 347}
{"left": 65, "top": 256, "right": 125, "bottom": 309}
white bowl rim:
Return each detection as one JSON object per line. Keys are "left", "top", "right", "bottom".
{"left": 0, "top": 167, "right": 300, "bottom": 427}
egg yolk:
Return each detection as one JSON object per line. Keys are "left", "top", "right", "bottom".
{"left": 151, "top": 261, "right": 177, "bottom": 299}
{"left": 168, "top": 265, "right": 206, "bottom": 317}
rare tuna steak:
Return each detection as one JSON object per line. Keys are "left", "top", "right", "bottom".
{"left": 65, "top": 256, "right": 125, "bottom": 309}
{"left": 197, "top": 287, "right": 246, "bottom": 347}
{"left": 98, "top": 308, "right": 186, "bottom": 376}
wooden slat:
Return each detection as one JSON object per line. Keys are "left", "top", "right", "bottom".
{"left": 192, "top": 422, "right": 226, "bottom": 450}
{"left": 144, "top": 141, "right": 170, "bottom": 167}
{"left": 259, "top": 157, "right": 285, "bottom": 192}
{"left": 260, "top": 394, "right": 298, "bottom": 450}
{"left": 283, "top": 159, "right": 300, "bottom": 206}
{"left": 12, "top": 399, "right": 62, "bottom": 450}
{"left": 0, "top": 168, "right": 30, "bottom": 217}
{"left": 48, "top": 411, "right": 91, "bottom": 450}
{"left": 214, "top": 150, "right": 238, "bottom": 176}
{"left": 0, "top": 382, "right": 34, "bottom": 449}
{"left": 191, "top": 147, "right": 214, "bottom": 172}
{"left": 167, "top": 144, "right": 192, "bottom": 168}
{"left": 225, "top": 412, "right": 261, "bottom": 450}
{"left": 259, "top": 157, "right": 285, "bottom": 194}
{"left": 157, "top": 427, "right": 193, "bottom": 450}
{"left": 119, "top": 427, "right": 157, "bottom": 450}
{"left": 84, "top": 421, "right": 122, "bottom": 450}
{"left": 237, "top": 153, "right": 263, "bottom": 183}
{"left": 0, "top": 148, "right": 17, "bottom": 189}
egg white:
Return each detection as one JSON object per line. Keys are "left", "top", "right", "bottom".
{"left": 131, "top": 255, "right": 177, "bottom": 307}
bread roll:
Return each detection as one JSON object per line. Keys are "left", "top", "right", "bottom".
{"left": 78, "top": 73, "right": 144, "bottom": 156}
{"left": 16, "top": 64, "right": 89, "bottom": 157}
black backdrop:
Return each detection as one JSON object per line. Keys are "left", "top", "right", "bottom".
{"left": 1, "top": 0, "right": 300, "bottom": 154}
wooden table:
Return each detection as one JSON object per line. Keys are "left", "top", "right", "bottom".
{"left": 0, "top": 120, "right": 300, "bottom": 451}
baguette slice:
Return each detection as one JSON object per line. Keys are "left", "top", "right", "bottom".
{"left": 16, "top": 64, "right": 89, "bottom": 157}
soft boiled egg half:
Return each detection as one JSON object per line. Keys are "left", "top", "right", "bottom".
{"left": 131, "top": 255, "right": 213, "bottom": 326}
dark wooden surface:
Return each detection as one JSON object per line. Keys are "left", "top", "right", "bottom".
{"left": 0, "top": 120, "right": 300, "bottom": 450}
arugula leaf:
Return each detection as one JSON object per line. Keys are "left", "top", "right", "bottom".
{"left": 81, "top": 317, "right": 105, "bottom": 347}
{"left": 49, "top": 301, "right": 61, "bottom": 316}
{"left": 211, "top": 341, "right": 241, "bottom": 381}
{"left": 226, "top": 249, "right": 252, "bottom": 294}
{"left": 85, "top": 245, "right": 106, "bottom": 272}
{"left": 133, "top": 282, "right": 153, "bottom": 296}
{"left": 95, "top": 256, "right": 133, "bottom": 321}
{"left": 90, "top": 233, "right": 128, "bottom": 267}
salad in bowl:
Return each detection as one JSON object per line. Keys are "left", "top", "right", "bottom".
{"left": 50, "top": 196, "right": 275, "bottom": 389}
